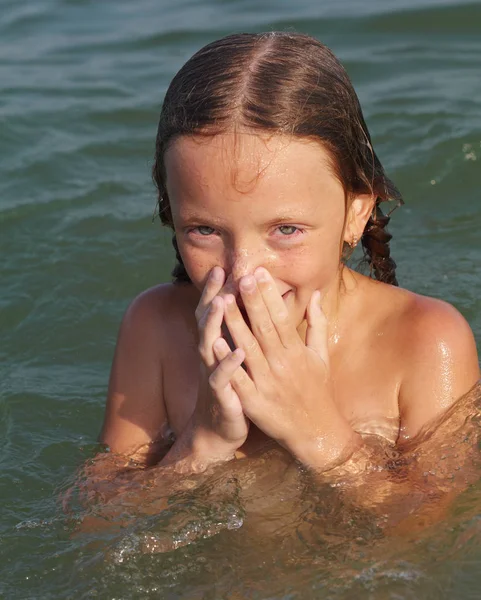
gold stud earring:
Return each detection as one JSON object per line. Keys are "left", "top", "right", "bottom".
{"left": 349, "top": 236, "right": 358, "bottom": 249}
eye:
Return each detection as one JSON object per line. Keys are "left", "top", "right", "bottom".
{"left": 277, "top": 225, "right": 299, "bottom": 236}
{"left": 194, "top": 226, "right": 216, "bottom": 236}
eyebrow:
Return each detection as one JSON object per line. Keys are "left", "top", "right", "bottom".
{"left": 178, "top": 212, "right": 312, "bottom": 231}
{"left": 177, "top": 212, "right": 225, "bottom": 226}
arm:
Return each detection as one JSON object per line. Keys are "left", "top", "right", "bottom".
{"left": 100, "top": 278, "right": 248, "bottom": 469}
{"left": 68, "top": 275, "right": 250, "bottom": 526}
{"left": 89, "top": 271, "right": 251, "bottom": 497}
{"left": 99, "top": 285, "right": 172, "bottom": 466}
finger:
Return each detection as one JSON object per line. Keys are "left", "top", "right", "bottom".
{"left": 208, "top": 342, "right": 247, "bottom": 419}
{"left": 238, "top": 275, "right": 280, "bottom": 355}
{"left": 213, "top": 338, "right": 257, "bottom": 404}
{"left": 223, "top": 294, "right": 268, "bottom": 378}
{"left": 195, "top": 266, "right": 225, "bottom": 322}
{"left": 198, "top": 296, "right": 225, "bottom": 370}
{"left": 254, "top": 267, "right": 301, "bottom": 349}
{"left": 209, "top": 340, "right": 245, "bottom": 395}
{"left": 306, "top": 290, "right": 329, "bottom": 366}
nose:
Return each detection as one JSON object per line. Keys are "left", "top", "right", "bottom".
{"left": 226, "top": 244, "right": 264, "bottom": 290}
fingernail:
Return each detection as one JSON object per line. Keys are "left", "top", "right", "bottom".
{"left": 254, "top": 267, "right": 269, "bottom": 282}
{"left": 211, "top": 266, "right": 223, "bottom": 282}
{"left": 224, "top": 294, "right": 235, "bottom": 306}
{"left": 240, "top": 276, "right": 255, "bottom": 292}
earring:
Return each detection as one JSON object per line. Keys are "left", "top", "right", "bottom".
{"left": 349, "top": 236, "right": 358, "bottom": 249}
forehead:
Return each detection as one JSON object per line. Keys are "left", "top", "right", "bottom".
{"left": 164, "top": 132, "right": 346, "bottom": 219}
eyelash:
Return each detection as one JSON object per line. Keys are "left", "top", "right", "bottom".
{"left": 187, "top": 225, "right": 303, "bottom": 238}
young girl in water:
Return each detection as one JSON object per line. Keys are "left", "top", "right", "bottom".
{"left": 99, "top": 32, "right": 479, "bottom": 476}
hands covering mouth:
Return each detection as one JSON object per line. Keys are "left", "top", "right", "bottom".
{"left": 190, "top": 264, "right": 359, "bottom": 472}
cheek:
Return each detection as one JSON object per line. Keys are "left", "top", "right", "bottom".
{"left": 177, "top": 242, "right": 218, "bottom": 290}
{"left": 277, "top": 239, "right": 341, "bottom": 290}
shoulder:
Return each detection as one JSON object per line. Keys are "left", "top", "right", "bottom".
{"left": 356, "top": 275, "right": 478, "bottom": 440}
{"left": 125, "top": 281, "right": 198, "bottom": 317}
{"left": 393, "top": 289, "right": 479, "bottom": 440}
{"left": 112, "top": 282, "right": 200, "bottom": 398}
{"left": 397, "top": 292, "right": 477, "bottom": 369}
{"left": 362, "top": 278, "right": 477, "bottom": 363}
{"left": 121, "top": 282, "right": 199, "bottom": 337}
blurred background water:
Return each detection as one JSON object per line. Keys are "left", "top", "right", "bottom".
{"left": 1, "top": 0, "right": 480, "bottom": 598}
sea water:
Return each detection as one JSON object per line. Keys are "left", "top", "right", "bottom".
{"left": 1, "top": 0, "right": 481, "bottom": 597}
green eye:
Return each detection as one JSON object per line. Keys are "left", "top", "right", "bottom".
{"left": 197, "top": 226, "right": 215, "bottom": 235}
{"left": 278, "top": 225, "right": 298, "bottom": 235}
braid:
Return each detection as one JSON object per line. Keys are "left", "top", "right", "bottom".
{"left": 171, "top": 234, "right": 191, "bottom": 283}
{"left": 361, "top": 201, "right": 398, "bottom": 286}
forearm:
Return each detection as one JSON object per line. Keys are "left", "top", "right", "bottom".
{"left": 283, "top": 404, "right": 363, "bottom": 473}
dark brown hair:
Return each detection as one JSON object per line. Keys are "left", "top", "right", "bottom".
{"left": 152, "top": 32, "right": 402, "bottom": 285}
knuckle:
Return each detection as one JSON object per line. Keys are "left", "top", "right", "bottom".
{"left": 197, "top": 343, "right": 209, "bottom": 361}
{"left": 276, "top": 310, "right": 289, "bottom": 325}
{"left": 256, "top": 319, "right": 275, "bottom": 336}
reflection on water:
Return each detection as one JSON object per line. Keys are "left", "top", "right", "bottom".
{"left": 60, "top": 383, "right": 481, "bottom": 599}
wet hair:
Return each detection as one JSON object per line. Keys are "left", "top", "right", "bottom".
{"left": 152, "top": 31, "right": 402, "bottom": 286}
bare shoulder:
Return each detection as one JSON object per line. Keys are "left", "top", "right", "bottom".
{"left": 380, "top": 284, "right": 480, "bottom": 440}
{"left": 120, "top": 281, "right": 200, "bottom": 370}
{"left": 395, "top": 290, "right": 478, "bottom": 370}
{"left": 100, "top": 282, "right": 199, "bottom": 461}
{"left": 361, "top": 278, "right": 477, "bottom": 363}
{"left": 124, "top": 282, "right": 199, "bottom": 328}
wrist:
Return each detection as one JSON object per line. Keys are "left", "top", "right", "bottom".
{"left": 189, "top": 423, "right": 239, "bottom": 462}
{"left": 286, "top": 414, "right": 361, "bottom": 472}
{"left": 160, "top": 420, "right": 237, "bottom": 474}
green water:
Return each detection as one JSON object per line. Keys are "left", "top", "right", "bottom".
{"left": 1, "top": 0, "right": 481, "bottom": 598}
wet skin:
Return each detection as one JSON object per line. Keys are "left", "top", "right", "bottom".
{"left": 100, "top": 133, "right": 480, "bottom": 471}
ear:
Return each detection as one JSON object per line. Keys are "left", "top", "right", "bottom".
{"left": 343, "top": 194, "right": 375, "bottom": 246}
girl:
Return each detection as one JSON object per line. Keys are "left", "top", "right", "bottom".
{"left": 99, "top": 32, "right": 479, "bottom": 476}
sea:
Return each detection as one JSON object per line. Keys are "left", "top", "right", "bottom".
{"left": 1, "top": 0, "right": 481, "bottom": 598}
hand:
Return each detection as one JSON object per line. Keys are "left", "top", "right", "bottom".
{"left": 213, "top": 267, "right": 360, "bottom": 470}
{"left": 189, "top": 267, "right": 250, "bottom": 462}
